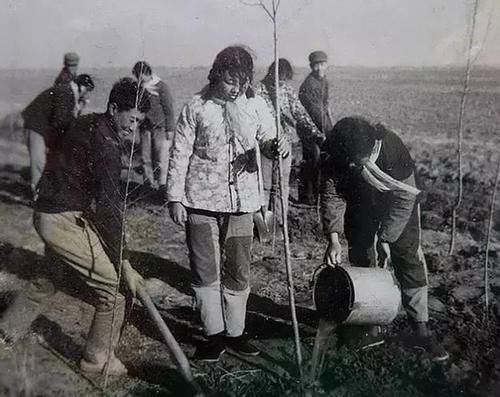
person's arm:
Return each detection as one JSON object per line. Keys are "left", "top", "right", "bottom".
{"left": 378, "top": 132, "right": 419, "bottom": 243}
{"left": 298, "top": 79, "right": 324, "bottom": 131}
{"left": 159, "top": 81, "right": 176, "bottom": 134}
{"left": 378, "top": 174, "right": 418, "bottom": 243}
{"left": 254, "top": 95, "right": 290, "bottom": 159}
{"left": 166, "top": 100, "right": 197, "bottom": 223}
{"left": 288, "top": 86, "right": 324, "bottom": 144}
{"left": 320, "top": 170, "right": 346, "bottom": 237}
{"left": 324, "top": 80, "right": 333, "bottom": 130}
{"left": 51, "top": 85, "right": 76, "bottom": 134}
{"left": 92, "top": 128, "right": 129, "bottom": 266}
{"left": 320, "top": 164, "right": 346, "bottom": 265}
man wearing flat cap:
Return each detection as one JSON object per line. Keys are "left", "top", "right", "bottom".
{"left": 297, "top": 50, "right": 332, "bottom": 205}
{"left": 54, "top": 52, "right": 80, "bottom": 86}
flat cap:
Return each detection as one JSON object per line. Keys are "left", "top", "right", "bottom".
{"left": 64, "top": 52, "right": 80, "bottom": 66}
{"left": 308, "top": 50, "right": 328, "bottom": 64}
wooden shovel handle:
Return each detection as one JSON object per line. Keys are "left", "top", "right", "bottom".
{"left": 136, "top": 285, "right": 204, "bottom": 396}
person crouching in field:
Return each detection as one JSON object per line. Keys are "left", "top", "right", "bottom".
{"left": 320, "top": 116, "right": 449, "bottom": 362}
{"left": 0, "top": 78, "right": 148, "bottom": 375}
{"left": 22, "top": 74, "right": 95, "bottom": 198}
{"left": 255, "top": 58, "right": 324, "bottom": 230}
{"left": 167, "top": 46, "right": 289, "bottom": 362}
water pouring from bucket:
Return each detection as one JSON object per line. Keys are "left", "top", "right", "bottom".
{"left": 309, "top": 263, "right": 401, "bottom": 381}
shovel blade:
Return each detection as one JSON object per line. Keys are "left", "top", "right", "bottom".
{"left": 254, "top": 210, "right": 274, "bottom": 243}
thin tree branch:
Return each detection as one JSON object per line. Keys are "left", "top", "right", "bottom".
{"left": 483, "top": 153, "right": 500, "bottom": 325}
{"left": 239, "top": 0, "right": 274, "bottom": 20}
{"left": 449, "top": 0, "right": 480, "bottom": 255}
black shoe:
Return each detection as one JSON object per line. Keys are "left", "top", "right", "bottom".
{"left": 194, "top": 334, "right": 226, "bottom": 362}
{"left": 225, "top": 335, "right": 260, "bottom": 357}
{"left": 338, "top": 325, "right": 384, "bottom": 351}
{"left": 412, "top": 334, "right": 449, "bottom": 362}
{"left": 356, "top": 333, "right": 385, "bottom": 351}
{"left": 409, "top": 322, "right": 449, "bottom": 362}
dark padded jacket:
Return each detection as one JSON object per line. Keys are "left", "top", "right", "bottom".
{"left": 36, "top": 113, "right": 128, "bottom": 265}
{"left": 298, "top": 73, "right": 333, "bottom": 134}
{"left": 320, "top": 129, "right": 418, "bottom": 243}
{"left": 22, "top": 84, "right": 76, "bottom": 147}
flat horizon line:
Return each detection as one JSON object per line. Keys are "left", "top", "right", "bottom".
{"left": 1, "top": 64, "right": 500, "bottom": 72}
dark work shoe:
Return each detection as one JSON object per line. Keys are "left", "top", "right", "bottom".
{"left": 225, "top": 335, "right": 260, "bottom": 357}
{"left": 356, "top": 333, "right": 385, "bottom": 351}
{"left": 409, "top": 321, "right": 449, "bottom": 362}
{"left": 355, "top": 326, "right": 385, "bottom": 351}
{"left": 194, "top": 334, "right": 226, "bottom": 362}
{"left": 338, "top": 325, "right": 384, "bottom": 351}
{"left": 412, "top": 334, "right": 449, "bottom": 362}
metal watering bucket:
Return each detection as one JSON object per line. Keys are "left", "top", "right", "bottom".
{"left": 313, "top": 264, "right": 401, "bottom": 325}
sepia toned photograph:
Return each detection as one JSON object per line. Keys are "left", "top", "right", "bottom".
{"left": 0, "top": 0, "right": 499, "bottom": 395}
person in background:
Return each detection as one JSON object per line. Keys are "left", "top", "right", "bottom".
{"left": 0, "top": 78, "right": 149, "bottom": 376}
{"left": 298, "top": 50, "right": 333, "bottom": 205}
{"left": 54, "top": 52, "right": 79, "bottom": 86}
{"left": 255, "top": 58, "right": 324, "bottom": 224}
{"left": 320, "top": 116, "right": 449, "bottom": 362}
{"left": 167, "top": 46, "right": 288, "bottom": 362}
{"left": 22, "top": 74, "right": 95, "bottom": 197}
{"left": 132, "top": 61, "right": 175, "bottom": 200}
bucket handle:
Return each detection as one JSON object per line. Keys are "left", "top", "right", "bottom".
{"left": 309, "top": 262, "right": 335, "bottom": 290}
{"left": 310, "top": 262, "right": 356, "bottom": 321}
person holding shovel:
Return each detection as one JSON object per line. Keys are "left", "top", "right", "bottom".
{"left": 167, "top": 46, "right": 289, "bottom": 362}
{"left": 255, "top": 58, "right": 324, "bottom": 239}
{"left": 0, "top": 78, "right": 148, "bottom": 375}
{"left": 320, "top": 116, "right": 449, "bottom": 362}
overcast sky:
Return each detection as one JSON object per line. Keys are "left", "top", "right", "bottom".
{"left": 1, "top": 0, "right": 499, "bottom": 69}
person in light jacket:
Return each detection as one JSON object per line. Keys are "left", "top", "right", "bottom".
{"left": 167, "top": 46, "right": 288, "bottom": 362}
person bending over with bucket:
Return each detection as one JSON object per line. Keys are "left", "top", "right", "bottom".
{"left": 0, "top": 78, "right": 148, "bottom": 375}
{"left": 167, "top": 46, "right": 289, "bottom": 362}
{"left": 319, "top": 116, "right": 448, "bottom": 362}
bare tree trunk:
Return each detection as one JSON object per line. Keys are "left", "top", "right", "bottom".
{"left": 270, "top": 0, "right": 304, "bottom": 380}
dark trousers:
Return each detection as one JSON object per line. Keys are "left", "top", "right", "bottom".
{"left": 298, "top": 142, "right": 321, "bottom": 204}
{"left": 345, "top": 203, "right": 428, "bottom": 322}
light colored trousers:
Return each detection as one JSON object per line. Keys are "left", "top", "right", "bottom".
{"left": 186, "top": 209, "right": 254, "bottom": 337}
{"left": 140, "top": 127, "right": 171, "bottom": 187}
{"left": 0, "top": 211, "right": 125, "bottom": 348}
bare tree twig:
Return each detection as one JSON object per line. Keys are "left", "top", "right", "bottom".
{"left": 449, "top": 0, "right": 480, "bottom": 255}
{"left": 483, "top": 153, "right": 500, "bottom": 325}
{"left": 239, "top": 0, "right": 274, "bottom": 20}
